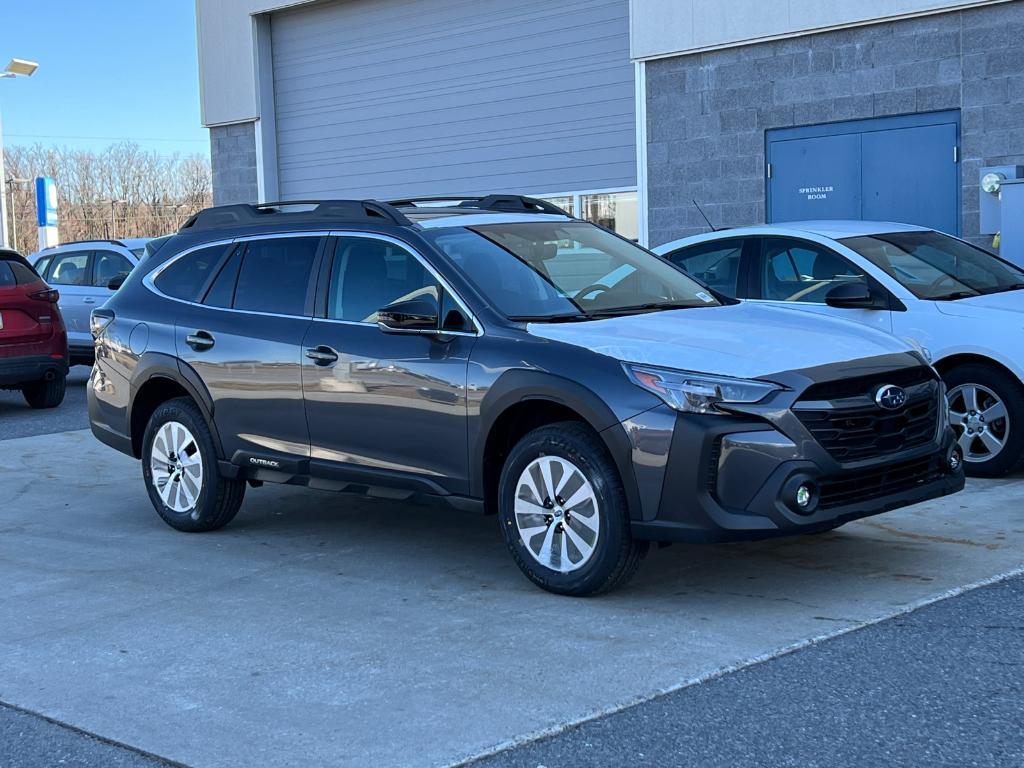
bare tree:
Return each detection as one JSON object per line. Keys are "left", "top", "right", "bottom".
{"left": 2, "top": 141, "right": 212, "bottom": 253}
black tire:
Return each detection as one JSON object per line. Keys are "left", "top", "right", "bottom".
{"left": 943, "top": 363, "right": 1024, "bottom": 478}
{"left": 497, "top": 421, "right": 648, "bottom": 596}
{"left": 22, "top": 374, "right": 66, "bottom": 409}
{"left": 141, "top": 396, "right": 245, "bottom": 532}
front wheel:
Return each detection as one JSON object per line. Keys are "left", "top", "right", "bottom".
{"left": 944, "top": 363, "right": 1024, "bottom": 478}
{"left": 141, "top": 397, "right": 245, "bottom": 532}
{"left": 498, "top": 422, "right": 647, "bottom": 596}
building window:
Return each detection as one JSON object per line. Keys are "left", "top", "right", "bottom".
{"left": 534, "top": 189, "right": 638, "bottom": 240}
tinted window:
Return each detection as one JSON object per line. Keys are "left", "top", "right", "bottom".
{"left": 47, "top": 251, "right": 90, "bottom": 286}
{"left": 328, "top": 237, "right": 439, "bottom": 323}
{"left": 92, "top": 250, "right": 133, "bottom": 288}
{"left": 4, "top": 259, "right": 40, "bottom": 286}
{"left": 202, "top": 249, "right": 241, "bottom": 308}
{"left": 760, "top": 238, "right": 867, "bottom": 304}
{"left": 840, "top": 231, "right": 1024, "bottom": 300}
{"left": 667, "top": 239, "right": 744, "bottom": 296}
{"left": 234, "top": 237, "right": 319, "bottom": 315}
{"left": 0, "top": 261, "right": 15, "bottom": 287}
{"left": 155, "top": 245, "right": 228, "bottom": 301}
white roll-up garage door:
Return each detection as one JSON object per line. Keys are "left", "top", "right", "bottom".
{"left": 269, "top": 0, "right": 635, "bottom": 200}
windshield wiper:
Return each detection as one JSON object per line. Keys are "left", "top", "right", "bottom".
{"left": 587, "top": 301, "right": 703, "bottom": 317}
{"left": 985, "top": 282, "right": 1024, "bottom": 295}
{"left": 931, "top": 290, "right": 981, "bottom": 301}
{"left": 508, "top": 312, "right": 591, "bottom": 323}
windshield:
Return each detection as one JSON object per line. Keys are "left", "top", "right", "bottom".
{"left": 840, "top": 231, "right": 1024, "bottom": 300}
{"left": 425, "top": 221, "right": 721, "bottom": 320}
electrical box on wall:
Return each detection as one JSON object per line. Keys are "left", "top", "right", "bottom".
{"left": 979, "top": 166, "right": 1024, "bottom": 234}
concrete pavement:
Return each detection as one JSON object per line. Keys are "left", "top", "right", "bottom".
{"left": 1, "top": 428, "right": 1023, "bottom": 767}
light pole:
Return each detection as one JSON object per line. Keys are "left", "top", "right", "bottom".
{"left": 0, "top": 58, "right": 40, "bottom": 249}
{"left": 5, "top": 176, "right": 30, "bottom": 252}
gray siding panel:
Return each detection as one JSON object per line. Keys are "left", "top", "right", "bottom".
{"left": 270, "top": 0, "right": 635, "bottom": 199}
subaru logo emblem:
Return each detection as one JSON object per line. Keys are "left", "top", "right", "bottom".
{"left": 875, "top": 384, "right": 908, "bottom": 411}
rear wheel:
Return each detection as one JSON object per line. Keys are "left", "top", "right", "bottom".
{"left": 944, "top": 363, "right": 1024, "bottom": 478}
{"left": 22, "top": 374, "right": 66, "bottom": 409}
{"left": 498, "top": 422, "right": 647, "bottom": 596}
{"left": 141, "top": 397, "right": 245, "bottom": 532}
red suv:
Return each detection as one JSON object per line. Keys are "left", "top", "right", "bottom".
{"left": 0, "top": 248, "right": 68, "bottom": 408}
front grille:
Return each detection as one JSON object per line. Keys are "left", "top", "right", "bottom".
{"left": 795, "top": 367, "right": 941, "bottom": 462}
{"left": 800, "top": 366, "right": 936, "bottom": 401}
{"left": 818, "top": 455, "right": 943, "bottom": 510}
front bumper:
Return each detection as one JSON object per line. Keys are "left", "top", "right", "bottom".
{"left": 624, "top": 405, "right": 965, "bottom": 544}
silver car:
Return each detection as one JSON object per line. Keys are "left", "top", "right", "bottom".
{"left": 29, "top": 238, "right": 149, "bottom": 365}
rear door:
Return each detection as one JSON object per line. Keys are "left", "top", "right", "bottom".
{"left": 167, "top": 234, "right": 323, "bottom": 463}
{"left": 43, "top": 249, "right": 93, "bottom": 349}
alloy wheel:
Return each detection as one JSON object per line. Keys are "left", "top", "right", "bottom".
{"left": 514, "top": 455, "right": 600, "bottom": 573}
{"left": 150, "top": 421, "right": 204, "bottom": 513}
{"left": 948, "top": 383, "right": 1009, "bottom": 463}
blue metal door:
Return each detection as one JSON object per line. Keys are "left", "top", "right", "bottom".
{"left": 767, "top": 112, "right": 960, "bottom": 234}
{"left": 767, "top": 134, "right": 861, "bottom": 222}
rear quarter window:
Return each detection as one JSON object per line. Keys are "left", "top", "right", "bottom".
{"left": 154, "top": 244, "right": 230, "bottom": 301}
{"left": 0, "top": 261, "right": 15, "bottom": 287}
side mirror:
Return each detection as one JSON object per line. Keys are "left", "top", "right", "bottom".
{"left": 825, "top": 282, "right": 882, "bottom": 310}
{"left": 107, "top": 273, "right": 127, "bottom": 291}
{"left": 377, "top": 295, "right": 440, "bottom": 333}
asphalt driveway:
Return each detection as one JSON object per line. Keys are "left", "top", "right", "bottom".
{"left": 1, "top": 427, "right": 1022, "bottom": 767}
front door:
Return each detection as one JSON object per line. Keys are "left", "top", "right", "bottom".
{"left": 749, "top": 236, "right": 893, "bottom": 334}
{"left": 301, "top": 234, "right": 475, "bottom": 494}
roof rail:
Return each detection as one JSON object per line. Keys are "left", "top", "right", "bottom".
{"left": 44, "top": 238, "right": 128, "bottom": 251}
{"left": 388, "top": 195, "right": 572, "bottom": 217}
{"left": 179, "top": 199, "right": 412, "bottom": 232}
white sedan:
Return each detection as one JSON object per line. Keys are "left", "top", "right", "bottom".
{"left": 655, "top": 221, "right": 1024, "bottom": 477}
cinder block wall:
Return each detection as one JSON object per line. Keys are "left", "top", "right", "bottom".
{"left": 210, "top": 122, "right": 259, "bottom": 205}
{"left": 646, "top": 1, "right": 1024, "bottom": 247}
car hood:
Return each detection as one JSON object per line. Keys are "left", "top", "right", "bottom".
{"left": 527, "top": 302, "right": 914, "bottom": 380}
{"left": 934, "top": 290, "right": 1024, "bottom": 318}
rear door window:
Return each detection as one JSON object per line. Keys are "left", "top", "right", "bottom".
{"left": 155, "top": 244, "right": 229, "bottom": 301}
{"left": 233, "top": 237, "right": 320, "bottom": 315}
{"left": 47, "top": 251, "right": 91, "bottom": 286}
{"left": 201, "top": 248, "right": 242, "bottom": 308}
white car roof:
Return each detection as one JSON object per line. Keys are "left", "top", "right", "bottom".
{"left": 655, "top": 220, "right": 932, "bottom": 252}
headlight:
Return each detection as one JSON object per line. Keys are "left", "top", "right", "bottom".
{"left": 624, "top": 364, "right": 781, "bottom": 415}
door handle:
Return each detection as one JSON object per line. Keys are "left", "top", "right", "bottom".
{"left": 305, "top": 345, "right": 339, "bottom": 366}
{"left": 83, "top": 297, "right": 96, "bottom": 304}
{"left": 186, "top": 330, "right": 215, "bottom": 351}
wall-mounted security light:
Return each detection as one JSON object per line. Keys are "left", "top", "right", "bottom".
{"left": 982, "top": 172, "right": 1006, "bottom": 195}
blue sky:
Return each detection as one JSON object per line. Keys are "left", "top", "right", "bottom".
{"left": 1, "top": 1, "right": 208, "bottom": 157}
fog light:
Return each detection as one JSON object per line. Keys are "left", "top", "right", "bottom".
{"left": 796, "top": 484, "right": 813, "bottom": 509}
{"left": 948, "top": 446, "right": 963, "bottom": 472}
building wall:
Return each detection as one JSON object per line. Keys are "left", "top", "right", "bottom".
{"left": 210, "top": 123, "right": 259, "bottom": 205}
{"left": 645, "top": 1, "right": 1024, "bottom": 247}
{"left": 630, "top": 0, "right": 1009, "bottom": 60}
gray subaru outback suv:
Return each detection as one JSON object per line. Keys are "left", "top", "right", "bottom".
{"left": 88, "top": 196, "right": 964, "bottom": 595}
